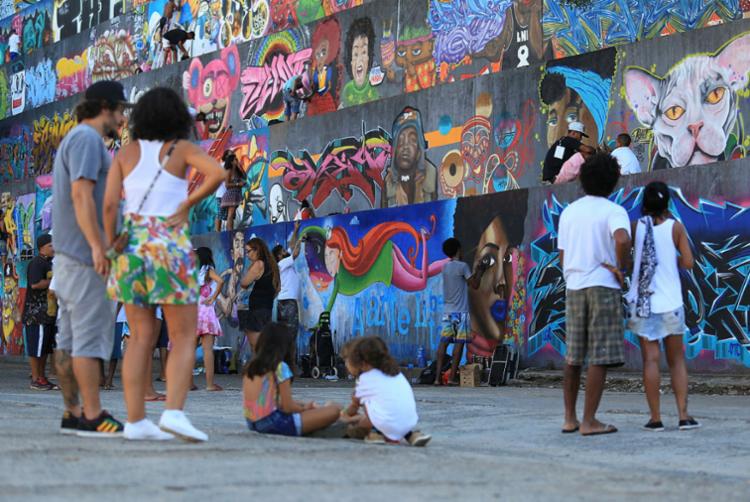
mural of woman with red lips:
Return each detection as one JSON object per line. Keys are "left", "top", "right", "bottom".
{"left": 300, "top": 218, "right": 449, "bottom": 312}
{"left": 307, "top": 17, "right": 343, "bottom": 116}
{"left": 183, "top": 44, "right": 240, "bottom": 139}
{"left": 452, "top": 190, "right": 528, "bottom": 360}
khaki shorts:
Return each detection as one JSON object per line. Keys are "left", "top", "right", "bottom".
{"left": 54, "top": 253, "right": 116, "bottom": 360}
{"left": 565, "top": 287, "right": 625, "bottom": 367}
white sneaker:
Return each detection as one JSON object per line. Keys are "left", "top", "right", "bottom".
{"left": 159, "top": 410, "right": 208, "bottom": 442}
{"left": 124, "top": 419, "right": 175, "bottom": 441}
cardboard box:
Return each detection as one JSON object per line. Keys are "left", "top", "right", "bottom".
{"left": 460, "top": 363, "right": 481, "bottom": 387}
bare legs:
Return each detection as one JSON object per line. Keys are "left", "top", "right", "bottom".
{"left": 162, "top": 305, "right": 198, "bottom": 411}
{"left": 201, "top": 335, "right": 220, "bottom": 390}
{"left": 54, "top": 350, "right": 80, "bottom": 416}
{"left": 301, "top": 403, "right": 342, "bottom": 435}
{"left": 226, "top": 206, "right": 237, "bottom": 232}
{"left": 563, "top": 363, "right": 611, "bottom": 434}
{"left": 641, "top": 336, "right": 691, "bottom": 422}
{"left": 122, "top": 305, "right": 158, "bottom": 423}
{"left": 73, "top": 357, "right": 106, "bottom": 420}
{"left": 434, "top": 341, "right": 463, "bottom": 385}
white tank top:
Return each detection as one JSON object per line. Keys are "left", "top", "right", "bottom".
{"left": 123, "top": 140, "right": 188, "bottom": 217}
{"left": 627, "top": 218, "right": 682, "bottom": 313}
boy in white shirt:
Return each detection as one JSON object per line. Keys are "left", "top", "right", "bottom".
{"left": 558, "top": 153, "right": 631, "bottom": 436}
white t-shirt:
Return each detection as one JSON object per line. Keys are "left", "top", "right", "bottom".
{"left": 8, "top": 33, "right": 20, "bottom": 54}
{"left": 355, "top": 368, "right": 418, "bottom": 441}
{"left": 611, "top": 147, "right": 641, "bottom": 175}
{"left": 558, "top": 195, "right": 630, "bottom": 291}
{"left": 215, "top": 182, "right": 226, "bottom": 198}
{"left": 277, "top": 255, "right": 299, "bottom": 301}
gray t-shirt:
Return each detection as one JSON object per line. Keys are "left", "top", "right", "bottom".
{"left": 52, "top": 124, "right": 111, "bottom": 265}
{"left": 442, "top": 259, "right": 471, "bottom": 314}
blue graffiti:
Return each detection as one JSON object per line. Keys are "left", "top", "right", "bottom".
{"left": 544, "top": 0, "right": 744, "bottom": 56}
{"left": 24, "top": 58, "right": 55, "bottom": 108}
{"left": 527, "top": 187, "right": 750, "bottom": 367}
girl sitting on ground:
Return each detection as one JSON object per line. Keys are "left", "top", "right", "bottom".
{"left": 195, "top": 247, "right": 225, "bottom": 391}
{"left": 341, "top": 336, "right": 431, "bottom": 446}
{"left": 243, "top": 323, "right": 341, "bottom": 436}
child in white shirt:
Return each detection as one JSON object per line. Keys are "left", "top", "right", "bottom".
{"left": 341, "top": 336, "right": 431, "bottom": 446}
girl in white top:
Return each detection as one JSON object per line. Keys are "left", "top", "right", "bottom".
{"left": 341, "top": 336, "right": 431, "bottom": 446}
{"left": 103, "top": 87, "right": 224, "bottom": 442}
{"left": 626, "top": 182, "right": 700, "bottom": 432}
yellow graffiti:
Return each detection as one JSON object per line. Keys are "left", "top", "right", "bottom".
{"left": 2, "top": 267, "right": 18, "bottom": 345}
{"left": 32, "top": 111, "right": 77, "bottom": 175}
{"left": 56, "top": 50, "right": 89, "bottom": 79}
{"left": 1, "top": 193, "right": 17, "bottom": 258}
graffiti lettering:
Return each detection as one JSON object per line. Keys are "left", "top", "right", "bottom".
{"left": 240, "top": 48, "right": 311, "bottom": 121}
{"left": 55, "top": 50, "right": 91, "bottom": 99}
{"left": 32, "top": 111, "right": 76, "bottom": 175}
{"left": 270, "top": 125, "right": 391, "bottom": 208}
{"left": 53, "top": 0, "right": 124, "bottom": 40}
{"left": 0, "top": 126, "right": 32, "bottom": 183}
{"left": 25, "top": 58, "right": 56, "bottom": 108}
{"left": 90, "top": 29, "right": 138, "bottom": 82}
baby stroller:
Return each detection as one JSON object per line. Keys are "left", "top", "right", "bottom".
{"left": 308, "top": 312, "right": 337, "bottom": 379}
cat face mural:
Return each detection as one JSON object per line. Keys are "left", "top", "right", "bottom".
{"left": 624, "top": 32, "right": 750, "bottom": 169}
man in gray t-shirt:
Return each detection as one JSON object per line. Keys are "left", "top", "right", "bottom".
{"left": 52, "top": 81, "right": 130, "bottom": 438}
{"left": 434, "top": 238, "right": 487, "bottom": 385}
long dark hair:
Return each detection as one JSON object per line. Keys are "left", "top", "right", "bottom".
{"left": 246, "top": 237, "right": 280, "bottom": 295}
{"left": 246, "top": 323, "right": 295, "bottom": 378}
{"left": 641, "top": 181, "right": 670, "bottom": 217}
{"left": 196, "top": 246, "right": 215, "bottom": 269}
{"left": 345, "top": 336, "right": 400, "bottom": 376}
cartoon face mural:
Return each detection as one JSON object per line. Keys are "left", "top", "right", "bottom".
{"left": 307, "top": 17, "right": 342, "bottom": 116}
{"left": 10, "top": 70, "right": 25, "bottom": 116}
{"left": 184, "top": 44, "right": 241, "bottom": 139}
{"left": 624, "top": 32, "right": 750, "bottom": 170}
{"left": 539, "top": 49, "right": 615, "bottom": 147}
{"left": 382, "top": 24, "right": 435, "bottom": 93}
{"left": 342, "top": 17, "right": 379, "bottom": 107}
{"left": 383, "top": 107, "right": 437, "bottom": 207}
{"left": 268, "top": 183, "right": 286, "bottom": 223}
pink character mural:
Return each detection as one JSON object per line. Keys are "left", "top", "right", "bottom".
{"left": 183, "top": 44, "right": 241, "bottom": 139}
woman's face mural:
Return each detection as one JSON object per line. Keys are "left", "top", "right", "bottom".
{"left": 468, "top": 216, "right": 513, "bottom": 342}
{"left": 315, "top": 38, "right": 330, "bottom": 68}
{"left": 351, "top": 34, "right": 369, "bottom": 87}
{"left": 324, "top": 244, "right": 341, "bottom": 277}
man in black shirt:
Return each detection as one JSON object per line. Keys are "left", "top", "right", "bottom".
{"left": 163, "top": 29, "right": 195, "bottom": 61}
{"left": 23, "top": 234, "right": 57, "bottom": 390}
{"left": 542, "top": 121, "right": 594, "bottom": 183}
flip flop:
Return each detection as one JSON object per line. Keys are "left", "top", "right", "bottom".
{"left": 145, "top": 393, "right": 166, "bottom": 402}
{"left": 581, "top": 424, "right": 618, "bottom": 436}
{"left": 190, "top": 385, "right": 198, "bottom": 391}
{"left": 561, "top": 426, "right": 580, "bottom": 434}
{"left": 207, "top": 384, "right": 223, "bottom": 392}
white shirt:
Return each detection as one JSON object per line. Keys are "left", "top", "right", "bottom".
{"left": 8, "top": 33, "right": 20, "bottom": 54}
{"left": 215, "top": 182, "right": 226, "bottom": 198}
{"left": 355, "top": 368, "right": 418, "bottom": 441}
{"left": 277, "top": 255, "right": 299, "bottom": 301}
{"left": 611, "top": 147, "right": 641, "bottom": 175}
{"left": 558, "top": 195, "right": 630, "bottom": 290}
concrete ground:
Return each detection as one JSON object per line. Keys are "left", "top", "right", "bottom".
{"left": 0, "top": 358, "right": 748, "bottom": 501}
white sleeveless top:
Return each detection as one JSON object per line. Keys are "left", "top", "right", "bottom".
{"left": 627, "top": 219, "right": 682, "bottom": 313}
{"left": 123, "top": 140, "right": 188, "bottom": 217}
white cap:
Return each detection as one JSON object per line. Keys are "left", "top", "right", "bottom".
{"left": 568, "top": 121, "right": 589, "bottom": 137}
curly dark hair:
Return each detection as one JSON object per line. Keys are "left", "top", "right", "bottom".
{"left": 344, "top": 336, "right": 400, "bottom": 376}
{"left": 442, "top": 237, "right": 461, "bottom": 258}
{"left": 641, "top": 181, "right": 670, "bottom": 217}
{"left": 344, "top": 17, "right": 375, "bottom": 80}
{"left": 130, "top": 87, "right": 192, "bottom": 141}
{"left": 75, "top": 99, "right": 115, "bottom": 123}
{"left": 579, "top": 153, "right": 620, "bottom": 197}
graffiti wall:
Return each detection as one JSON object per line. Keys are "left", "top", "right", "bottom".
{"left": 192, "top": 157, "right": 750, "bottom": 371}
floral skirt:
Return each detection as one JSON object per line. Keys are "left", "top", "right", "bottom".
{"left": 107, "top": 214, "right": 199, "bottom": 307}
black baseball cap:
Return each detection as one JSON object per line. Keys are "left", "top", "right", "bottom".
{"left": 36, "top": 233, "right": 51, "bottom": 249}
{"left": 84, "top": 81, "right": 133, "bottom": 108}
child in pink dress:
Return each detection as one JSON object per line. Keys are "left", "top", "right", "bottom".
{"left": 196, "top": 247, "right": 225, "bottom": 391}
